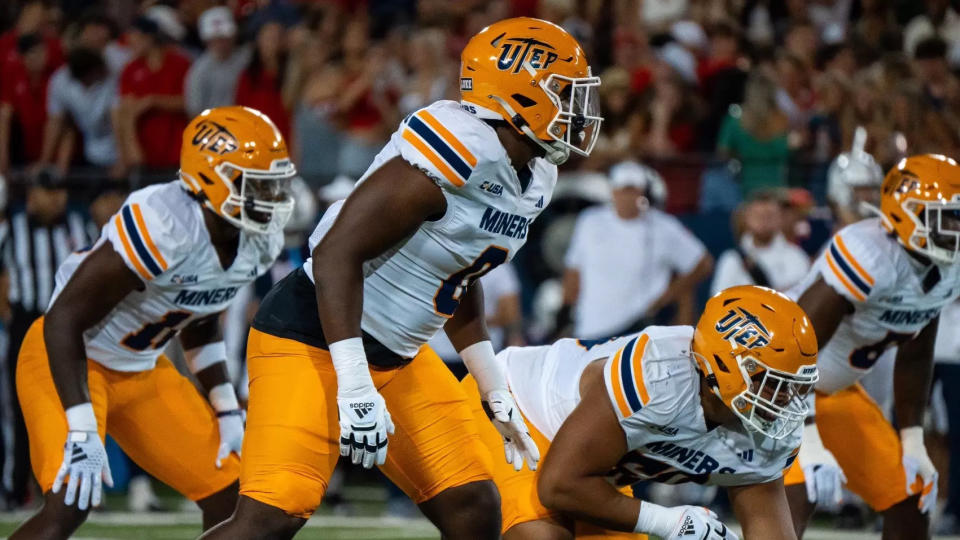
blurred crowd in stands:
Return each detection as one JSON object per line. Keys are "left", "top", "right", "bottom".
{"left": 2, "top": 0, "right": 960, "bottom": 534}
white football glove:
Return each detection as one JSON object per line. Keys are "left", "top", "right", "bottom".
{"left": 330, "top": 338, "right": 394, "bottom": 470}
{"left": 53, "top": 430, "right": 113, "bottom": 510}
{"left": 215, "top": 410, "right": 244, "bottom": 468}
{"left": 209, "top": 383, "right": 244, "bottom": 469}
{"left": 798, "top": 423, "right": 846, "bottom": 509}
{"left": 636, "top": 502, "right": 739, "bottom": 540}
{"left": 901, "top": 426, "right": 938, "bottom": 514}
{"left": 482, "top": 389, "right": 540, "bottom": 472}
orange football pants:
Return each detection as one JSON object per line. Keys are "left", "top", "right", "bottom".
{"left": 16, "top": 318, "right": 240, "bottom": 501}
{"left": 461, "top": 374, "right": 647, "bottom": 539}
{"left": 783, "top": 384, "right": 909, "bottom": 511}
{"left": 239, "top": 328, "right": 494, "bottom": 518}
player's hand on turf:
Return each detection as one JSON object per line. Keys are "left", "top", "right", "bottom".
{"left": 654, "top": 505, "right": 739, "bottom": 540}
{"left": 52, "top": 430, "right": 114, "bottom": 510}
{"left": 482, "top": 389, "right": 540, "bottom": 471}
{"left": 337, "top": 384, "right": 394, "bottom": 469}
{"left": 215, "top": 409, "right": 244, "bottom": 468}
{"left": 901, "top": 426, "right": 938, "bottom": 514}
{"left": 798, "top": 423, "right": 846, "bottom": 508}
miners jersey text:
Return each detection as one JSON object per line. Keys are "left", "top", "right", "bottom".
{"left": 303, "top": 100, "right": 557, "bottom": 357}
{"left": 49, "top": 182, "right": 282, "bottom": 372}
{"left": 791, "top": 218, "right": 960, "bottom": 393}
{"left": 501, "top": 327, "right": 800, "bottom": 488}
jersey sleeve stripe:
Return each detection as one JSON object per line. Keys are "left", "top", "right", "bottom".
{"left": 401, "top": 129, "right": 465, "bottom": 187}
{"left": 121, "top": 206, "right": 163, "bottom": 277}
{"left": 825, "top": 249, "right": 867, "bottom": 301}
{"left": 827, "top": 243, "right": 871, "bottom": 296}
{"left": 834, "top": 236, "right": 874, "bottom": 286}
{"left": 417, "top": 110, "right": 478, "bottom": 167}
{"left": 407, "top": 115, "right": 473, "bottom": 182}
{"left": 618, "top": 336, "right": 644, "bottom": 413}
{"left": 608, "top": 350, "right": 632, "bottom": 418}
{"left": 629, "top": 334, "right": 651, "bottom": 405}
{"left": 114, "top": 215, "right": 153, "bottom": 280}
{"left": 131, "top": 204, "right": 168, "bottom": 271}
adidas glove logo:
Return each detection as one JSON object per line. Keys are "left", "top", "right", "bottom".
{"left": 351, "top": 402, "right": 375, "bottom": 418}
{"left": 679, "top": 516, "right": 696, "bottom": 536}
{"left": 71, "top": 446, "right": 88, "bottom": 463}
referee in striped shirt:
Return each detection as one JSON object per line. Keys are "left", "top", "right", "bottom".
{"left": 0, "top": 171, "right": 94, "bottom": 507}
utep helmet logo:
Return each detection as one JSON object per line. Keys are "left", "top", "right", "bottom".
{"left": 715, "top": 308, "right": 771, "bottom": 349}
{"left": 191, "top": 120, "right": 239, "bottom": 155}
{"left": 496, "top": 36, "right": 560, "bottom": 73}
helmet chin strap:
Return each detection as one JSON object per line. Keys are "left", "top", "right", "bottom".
{"left": 489, "top": 95, "right": 569, "bottom": 165}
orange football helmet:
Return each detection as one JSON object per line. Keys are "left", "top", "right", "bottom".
{"left": 878, "top": 154, "right": 960, "bottom": 264}
{"left": 692, "top": 286, "right": 819, "bottom": 440}
{"left": 460, "top": 17, "right": 602, "bottom": 165}
{"left": 179, "top": 106, "right": 296, "bottom": 234}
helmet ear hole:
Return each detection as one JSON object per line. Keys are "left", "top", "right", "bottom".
{"left": 713, "top": 355, "right": 730, "bottom": 373}
{"left": 512, "top": 94, "right": 537, "bottom": 107}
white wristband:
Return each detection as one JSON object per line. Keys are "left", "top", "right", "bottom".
{"left": 65, "top": 402, "right": 98, "bottom": 432}
{"left": 460, "top": 340, "right": 507, "bottom": 393}
{"left": 187, "top": 341, "right": 227, "bottom": 373}
{"left": 209, "top": 383, "right": 240, "bottom": 412}
{"left": 634, "top": 501, "right": 673, "bottom": 536}
{"left": 900, "top": 426, "right": 925, "bottom": 452}
{"left": 329, "top": 337, "right": 374, "bottom": 391}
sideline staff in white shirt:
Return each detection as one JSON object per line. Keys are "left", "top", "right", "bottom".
{"left": 559, "top": 161, "right": 712, "bottom": 339}
{"left": 711, "top": 191, "right": 811, "bottom": 294}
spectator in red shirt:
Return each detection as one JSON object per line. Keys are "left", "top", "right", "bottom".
{"left": 235, "top": 20, "right": 292, "bottom": 141}
{"left": 115, "top": 17, "right": 190, "bottom": 171}
{"left": 0, "top": 34, "right": 51, "bottom": 173}
{"left": 0, "top": 0, "right": 63, "bottom": 76}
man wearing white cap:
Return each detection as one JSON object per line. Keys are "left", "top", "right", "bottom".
{"left": 559, "top": 160, "right": 712, "bottom": 338}
{"left": 185, "top": 7, "right": 250, "bottom": 117}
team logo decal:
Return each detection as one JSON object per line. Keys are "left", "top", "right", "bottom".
{"left": 191, "top": 120, "right": 239, "bottom": 155}
{"left": 495, "top": 36, "right": 561, "bottom": 73}
{"left": 715, "top": 307, "right": 771, "bottom": 349}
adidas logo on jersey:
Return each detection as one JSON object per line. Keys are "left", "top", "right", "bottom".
{"left": 536, "top": 196, "right": 544, "bottom": 208}
{"left": 738, "top": 449, "right": 754, "bottom": 462}
{"left": 678, "top": 515, "right": 696, "bottom": 535}
{"left": 351, "top": 402, "right": 375, "bottom": 418}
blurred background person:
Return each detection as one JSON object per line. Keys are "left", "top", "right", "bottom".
{"left": 115, "top": 15, "right": 190, "bottom": 175}
{"left": 715, "top": 70, "right": 791, "bottom": 199}
{"left": 710, "top": 190, "right": 810, "bottom": 294}
{"left": 825, "top": 127, "right": 884, "bottom": 229}
{"left": 0, "top": 170, "right": 92, "bottom": 509}
{"left": 0, "top": 33, "right": 54, "bottom": 176}
{"left": 185, "top": 7, "right": 250, "bottom": 118}
{"left": 235, "top": 19, "right": 292, "bottom": 143}
{"left": 558, "top": 161, "right": 712, "bottom": 339}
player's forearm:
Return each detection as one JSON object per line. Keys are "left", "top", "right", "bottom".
{"left": 312, "top": 245, "right": 365, "bottom": 343}
{"left": 894, "top": 319, "right": 937, "bottom": 428}
{"left": 538, "top": 473, "right": 641, "bottom": 531}
{"left": 43, "top": 311, "right": 93, "bottom": 409}
{"left": 444, "top": 282, "right": 490, "bottom": 352}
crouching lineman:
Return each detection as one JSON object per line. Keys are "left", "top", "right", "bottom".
{"left": 461, "top": 285, "right": 818, "bottom": 540}
{"left": 202, "top": 17, "right": 602, "bottom": 540}
{"left": 784, "top": 154, "right": 960, "bottom": 539}
{"left": 11, "top": 106, "right": 293, "bottom": 539}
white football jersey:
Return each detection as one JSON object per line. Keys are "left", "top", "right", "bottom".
{"left": 502, "top": 326, "right": 800, "bottom": 488}
{"left": 304, "top": 100, "right": 557, "bottom": 357}
{"left": 790, "top": 218, "right": 960, "bottom": 394}
{"left": 49, "top": 182, "right": 282, "bottom": 372}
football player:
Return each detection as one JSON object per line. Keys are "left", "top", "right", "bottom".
{"left": 460, "top": 285, "right": 816, "bottom": 540}
{"left": 10, "top": 106, "right": 293, "bottom": 539}
{"left": 825, "top": 126, "right": 884, "bottom": 229}
{"left": 201, "top": 17, "right": 602, "bottom": 540}
{"left": 784, "top": 154, "right": 960, "bottom": 539}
